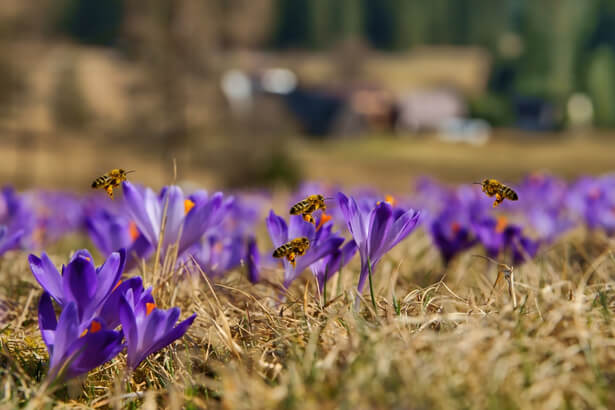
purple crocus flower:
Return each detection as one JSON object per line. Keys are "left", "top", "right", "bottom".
{"left": 429, "top": 206, "right": 478, "bottom": 265}
{"left": 27, "top": 190, "right": 85, "bottom": 245}
{"left": 337, "top": 192, "right": 420, "bottom": 294}
{"left": 310, "top": 239, "right": 357, "bottom": 294}
{"left": 566, "top": 175, "right": 615, "bottom": 235}
{"left": 0, "top": 186, "right": 34, "bottom": 249}
{"left": 474, "top": 216, "right": 540, "bottom": 265}
{"left": 119, "top": 287, "right": 196, "bottom": 370}
{"left": 0, "top": 225, "right": 24, "bottom": 256}
{"left": 38, "top": 293, "right": 124, "bottom": 383}
{"left": 29, "top": 249, "right": 126, "bottom": 322}
{"left": 245, "top": 236, "right": 260, "bottom": 284}
{"left": 188, "top": 235, "right": 244, "bottom": 278}
{"left": 122, "top": 182, "right": 233, "bottom": 261}
{"left": 266, "top": 211, "right": 344, "bottom": 288}
{"left": 98, "top": 276, "right": 153, "bottom": 329}
{"left": 85, "top": 208, "right": 153, "bottom": 271}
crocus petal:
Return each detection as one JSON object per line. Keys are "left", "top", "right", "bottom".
{"left": 123, "top": 182, "right": 159, "bottom": 246}
{"left": 29, "top": 253, "right": 64, "bottom": 304}
{"left": 91, "top": 250, "right": 126, "bottom": 312}
{"left": 161, "top": 186, "right": 185, "bottom": 251}
{"left": 288, "top": 215, "right": 315, "bottom": 240}
{"left": 49, "top": 302, "right": 80, "bottom": 372}
{"left": 99, "top": 277, "right": 143, "bottom": 329}
{"left": 337, "top": 192, "right": 367, "bottom": 247}
{"left": 119, "top": 292, "right": 139, "bottom": 367}
{"left": 63, "top": 330, "right": 124, "bottom": 380}
{"left": 367, "top": 202, "right": 393, "bottom": 261}
{"left": 246, "top": 237, "right": 260, "bottom": 284}
{"left": 266, "top": 210, "right": 288, "bottom": 248}
{"left": 145, "top": 313, "right": 196, "bottom": 364}
{"left": 125, "top": 235, "right": 154, "bottom": 271}
{"left": 62, "top": 255, "right": 98, "bottom": 320}
{"left": 179, "top": 192, "right": 224, "bottom": 255}
{"left": 383, "top": 209, "right": 421, "bottom": 253}
{"left": 0, "top": 228, "right": 23, "bottom": 254}
{"left": 287, "top": 236, "right": 344, "bottom": 286}
{"left": 38, "top": 292, "right": 57, "bottom": 349}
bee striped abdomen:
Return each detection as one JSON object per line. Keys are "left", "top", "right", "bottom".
{"left": 290, "top": 201, "right": 310, "bottom": 215}
{"left": 502, "top": 187, "right": 518, "bottom": 201}
{"left": 272, "top": 245, "right": 290, "bottom": 258}
{"left": 91, "top": 176, "right": 110, "bottom": 189}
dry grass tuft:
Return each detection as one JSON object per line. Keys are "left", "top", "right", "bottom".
{"left": 2, "top": 230, "right": 615, "bottom": 409}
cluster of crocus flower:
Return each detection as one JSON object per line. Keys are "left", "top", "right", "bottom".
{"left": 30, "top": 248, "right": 195, "bottom": 384}
{"left": 2, "top": 173, "right": 615, "bottom": 301}
{"left": 0, "top": 186, "right": 34, "bottom": 255}
{"left": 414, "top": 175, "right": 578, "bottom": 265}
{"left": 260, "top": 192, "right": 420, "bottom": 304}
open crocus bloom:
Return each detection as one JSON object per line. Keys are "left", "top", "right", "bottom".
{"left": 122, "top": 182, "right": 233, "bottom": 261}
{"left": 266, "top": 210, "right": 344, "bottom": 288}
{"left": 38, "top": 293, "right": 124, "bottom": 383}
{"left": 29, "top": 249, "right": 126, "bottom": 323}
{"left": 119, "top": 287, "right": 196, "bottom": 370}
{"left": 337, "top": 192, "right": 420, "bottom": 294}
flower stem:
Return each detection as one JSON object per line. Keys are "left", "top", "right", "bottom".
{"left": 337, "top": 253, "right": 344, "bottom": 297}
{"left": 323, "top": 270, "right": 327, "bottom": 307}
{"left": 367, "top": 255, "right": 377, "bottom": 311}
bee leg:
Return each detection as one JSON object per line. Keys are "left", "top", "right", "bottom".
{"left": 105, "top": 185, "right": 114, "bottom": 199}
{"left": 288, "top": 252, "right": 296, "bottom": 268}
{"left": 493, "top": 193, "right": 503, "bottom": 208}
{"left": 303, "top": 214, "right": 314, "bottom": 224}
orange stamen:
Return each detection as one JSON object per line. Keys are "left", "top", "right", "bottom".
{"left": 316, "top": 212, "right": 333, "bottom": 231}
{"left": 89, "top": 320, "right": 102, "bottom": 333}
{"left": 112, "top": 280, "right": 122, "bottom": 292}
{"left": 451, "top": 221, "right": 461, "bottom": 234}
{"left": 80, "top": 320, "right": 102, "bottom": 337}
{"left": 184, "top": 199, "right": 195, "bottom": 215}
{"left": 129, "top": 221, "right": 139, "bottom": 242}
{"left": 495, "top": 216, "right": 508, "bottom": 234}
{"left": 384, "top": 194, "right": 397, "bottom": 207}
{"left": 146, "top": 302, "right": 156, "bottom": 316}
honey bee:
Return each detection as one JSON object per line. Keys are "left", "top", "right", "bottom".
{"left": 290, "top": 194, "right": 329, "bottom": 224}
{"left": 91, "top": 169, "right": 134, "bottom": 199}
{"left": 272, "top": 237, "right": 310, "bottom": 268}
{"left": 474, "top": 179, "right": 518, "bottom": 208}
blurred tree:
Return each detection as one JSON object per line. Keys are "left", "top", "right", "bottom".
{"left": 363, "top": 0, "right": 396, "bottom": 50}
{"left": 51, "top": 59, "right": 91, "bottom": 131}
{"left": 57, "top": 0, "right": 123, "bottom": 45}
{"left": 587, "top": 46, "right": 615, "bottom": 127}
{"left": 271, "top": 0, "right": 313, "bottom": 48}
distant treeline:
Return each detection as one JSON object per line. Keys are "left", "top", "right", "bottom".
{"left": 53, "top": 0, "right": 615, "bottom": 127}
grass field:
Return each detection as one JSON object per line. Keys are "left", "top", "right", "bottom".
{"left": 1, "top": 135, "right": 615, "bottom": 409}
{"left": 2, "top": 214, "right": 615, "bottom": 408}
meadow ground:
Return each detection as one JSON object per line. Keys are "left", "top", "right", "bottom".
{"left": 1, "top": 135, "right": 615, "bottom": 409}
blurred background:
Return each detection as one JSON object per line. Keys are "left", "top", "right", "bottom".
{"left": 2, "top": 0, "right": 615, "bottom": 191}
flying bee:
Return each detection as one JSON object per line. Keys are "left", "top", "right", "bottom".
{"left": 272, "top": 236, "right": 310, "bottom": 268}
{"left": 91, "top": 168, "right": 134, "bottom": 199}
{"left": 474, "top": 179, "right": 518, "bottom": 208}
{"left": 290, "top": 194, "right": 332, "bottom": 224}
